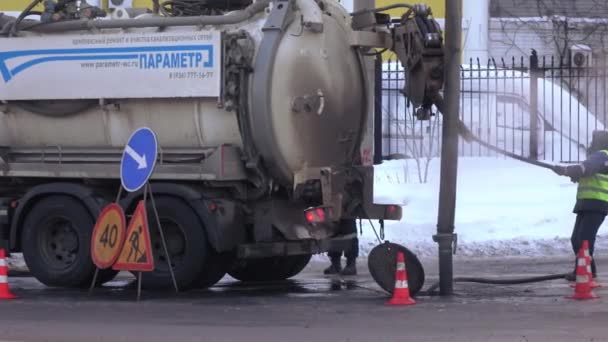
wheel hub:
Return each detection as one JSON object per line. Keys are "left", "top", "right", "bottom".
{"left": 152, "top": 218, "right": 186, "bottom": 271}
{"left": 42, "top": 219, "right": 79, "bottom": 269}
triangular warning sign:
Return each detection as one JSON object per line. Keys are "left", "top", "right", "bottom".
{"left": 113, "top": 201, "right": 154, "bottom": 272}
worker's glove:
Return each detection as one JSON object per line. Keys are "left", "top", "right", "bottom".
{"left": 553, "top": 165, "right": 582, "bottom": 182}
{"left": 552, "top": 165, "right": 568, "bottom": 176}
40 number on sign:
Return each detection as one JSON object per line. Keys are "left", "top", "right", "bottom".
{"left": 91, "top": 204, "right": 127, "bottom": 269}
{"left": 99, "top": 224, "right": 120, "bottom": 249}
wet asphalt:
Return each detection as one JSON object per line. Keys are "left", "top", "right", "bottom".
{"left": 0, "top": 256, "right": 607, "bottom": 342}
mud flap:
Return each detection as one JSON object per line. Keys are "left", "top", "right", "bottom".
{"left": 368, "top": 242, "right": 425, "bottom": 296}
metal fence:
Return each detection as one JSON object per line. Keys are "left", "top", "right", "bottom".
{"left": 377, "top": 52, "right": 608, "bottom": 164}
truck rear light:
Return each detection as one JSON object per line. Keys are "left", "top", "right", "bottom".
{"left": 384, "top": 205, "right": 402, "bottom": 220}
{"left": 305, "top": 207, "right": 326, "bottom": 224}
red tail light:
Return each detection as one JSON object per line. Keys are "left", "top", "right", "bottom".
{"left": 305, "top": 207, "right": 326, "bottom": 224}
{"left": 316, "top": 208, "right": 325, "bottom": 222}
{"left": 305, "top": 211, "right": 316, "bottom": 223}
{"left": 384, "top": 205, "right": 402, "bottom": 220}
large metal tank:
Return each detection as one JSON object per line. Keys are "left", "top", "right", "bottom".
{"left": 0, "top": 0, "right": 367, "bottom": 185}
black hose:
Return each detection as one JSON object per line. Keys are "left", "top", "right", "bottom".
{"left": 350, "top": 4, "right": 414, "bottom": 16}
{"left": 9, "top": 0, "right": 43, "bottom": 36}
{"left": 431, "top": 91, "right": 558, "bottom": 171}
{"left": 420, "top": 273, "right": 568, "bottom": 296}
{"left": 466, "top": 132, "right": 557, "bottom": 170}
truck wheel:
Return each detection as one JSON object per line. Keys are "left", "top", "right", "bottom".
{"left": 228, "top": 254, "right": 312, "bottom": 282}
{"left": 194, "top": 250, "right": 234, "bottom": 288}
{"left": 21, "top": 196, "right": 98, "bottom": 288}
{"left": 142, "top": 197, "right": 207, "bottom": 290}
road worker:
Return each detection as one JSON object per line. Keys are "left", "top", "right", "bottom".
{"left": 553, "top": 130, "right": 608, "bottom": 281}
{"left": 323, "top": 219, "right": 359, "bottom": 276}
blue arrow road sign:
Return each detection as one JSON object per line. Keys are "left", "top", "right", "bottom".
{"left": 120, "top": 127, "right": 158, "bottom": 192}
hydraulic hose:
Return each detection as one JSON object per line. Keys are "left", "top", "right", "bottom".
{"left": 419, "top": 273, "right": 568, "bottom": 296}
{"left": 465, "top": 130, "right": 557, "bottom": 170}
{"left": 19, "top": 0, "right": 272, "bottom": 33}
{"left": 351, "top": 4, "right": 414, "bottom": 16}
{"left": 7, "top": 0, "right": 43, "bottom": 36}
{"left": 431, "top": 91, "right": 559, "bottom": 171}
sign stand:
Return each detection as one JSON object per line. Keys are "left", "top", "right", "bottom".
{"left": 88, "top": 127, "right": 178, "bottom": 301}
{"left": 89, "top": 188, "right": 125, "bottom": 295}
{"left": 146, "top": 184, "right": 179, "bottom": 293}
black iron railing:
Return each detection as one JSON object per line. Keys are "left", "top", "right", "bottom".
{"left": 377, "top": 52, "right": 608, "bottom": 164}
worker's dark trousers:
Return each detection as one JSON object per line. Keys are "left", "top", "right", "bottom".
{"left": 571, "top": 212, "right": 605, "bottom": 276}
{"left": 328, "top": 219, "right": 359, "bottom": 260}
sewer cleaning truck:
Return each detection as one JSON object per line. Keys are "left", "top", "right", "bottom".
{"left": 0, "top": 0, "right": 443, "bottom": 292}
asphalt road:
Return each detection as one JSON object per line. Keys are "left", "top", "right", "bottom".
{"left": 1, "top": 256, "right": 607, "bottom": 342}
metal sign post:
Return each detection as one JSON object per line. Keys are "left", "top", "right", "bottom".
{"left": 434, "top": 0, "right": 463, "bottom": 296}
{"left": 89, "top": 202, "right": 127, "bottom": 294}
{"left": 89, "top": 127, "right": 178, "bottom": 300}
{"left": 120, "top": 127, "right": 178, "bottom": 299}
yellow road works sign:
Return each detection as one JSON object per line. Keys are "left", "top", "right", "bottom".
{"left": 113, "top": 201, "right": 154, "bottom": 272}
{"left": 91, "top": 203, "right": 126, "bottom": 269}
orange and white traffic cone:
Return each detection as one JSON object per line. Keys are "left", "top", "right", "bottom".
{"left": 583, "top": 241, "right": 601, "bottom": 289}
{"left": 570, "top": 241, "right": 601, "bottom": 289}
{"left": 0, "top": 249, "right": 16, "bottom": 299}
{"left": 567, "top": 244, "right": 598, "bottom": 300}
{"left": 385, "top": 251, "right": 416, "bottom": 306}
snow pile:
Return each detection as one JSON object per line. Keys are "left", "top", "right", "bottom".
{"left": 7, "top": 253, "right": 28, "bottom": 272}
{"left": 365, "top": 157, "right": 608, "bottom": 258}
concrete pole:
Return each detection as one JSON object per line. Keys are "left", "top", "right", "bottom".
{"left": 463, "top": 0, "right": 489, "bottom": 63}
{"left": 434, "top": 0, "right": 463, "bottom": 296}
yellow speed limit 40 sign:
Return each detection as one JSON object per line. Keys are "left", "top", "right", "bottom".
{"left": 91, "top": 203, "right": 127, "bottom": 269}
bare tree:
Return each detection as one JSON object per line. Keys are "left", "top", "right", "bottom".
{"left": 390, "top": 104, "right": 440, "bottom": 183}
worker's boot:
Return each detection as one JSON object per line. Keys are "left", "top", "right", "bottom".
{"left": 323, "top": 257, "right": 342, "bottom": 275}
{"left": 340, "top": 258, "right": 357, "bottom": 276}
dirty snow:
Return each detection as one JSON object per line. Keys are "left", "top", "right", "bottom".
{"left": 8, "top": 253, "right": 27, "bottom": 272}
{"left": 362, "top": 157, "right": 608, "bottom": 259}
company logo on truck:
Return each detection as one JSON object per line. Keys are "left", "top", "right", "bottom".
{"left": 0, "top": 45, "right": 214, "bottom": 83}
{"left": 139, "top": 52, "right": 208, "bottom": 69}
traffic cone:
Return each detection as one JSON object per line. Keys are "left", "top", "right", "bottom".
{"left": 385, "top": 251, "right": 416, "bottom": 306}
{"left": 566, "top": 244, "right": 598, "bottom": 300}
{"left": 570, "top": 241, "right": 601, "bottom": 289}
{"left": 0, "top": 249, "right": 16, "bottom": 299}
{"left": 583, "top": 241, "right": 601, "bottom": 289}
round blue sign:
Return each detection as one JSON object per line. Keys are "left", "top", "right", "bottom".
{"left": 120, "top": 127, "right": 158, "bottom": 192}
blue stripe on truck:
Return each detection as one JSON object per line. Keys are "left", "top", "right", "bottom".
{"left": 0, "top": 45, "right": 214, "bottom": 83}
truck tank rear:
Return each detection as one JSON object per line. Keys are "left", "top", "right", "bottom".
{"left": 0, "top": 0, "right": 367, "bottom": 186}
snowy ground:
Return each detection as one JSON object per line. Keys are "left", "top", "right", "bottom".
{"left": 365, "top": 156, "right": 608, "bottom": 258}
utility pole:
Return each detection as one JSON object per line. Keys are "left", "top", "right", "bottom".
{"left": 434, "top": 0, "right": 463, "bottom": 296}
{"left": 529, "top": 50, "right": 540, "bottom": 160}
